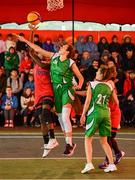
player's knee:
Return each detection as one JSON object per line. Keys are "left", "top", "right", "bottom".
{"left": 100, "top": 137, "right": 108, "bottom": 146}
{"left": 41, "top": 109, "right": 53, "bottom": 124}
{"left": 62, "top": 107, "right": 72, "bottom": 133}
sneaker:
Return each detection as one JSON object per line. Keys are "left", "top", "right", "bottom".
{"left": 9, "top": 120, "right": 14, "bottom": 128}
{"left": 114, "top": 151, "right": 125, "bottom": 165}
{"left": 4, "top": 123, "right": 9, "bottom": 127}
{"left": 63, "top": 143, "right": 76, "bottom": 157}
{"left": 23, "top": 122, "right": 27, "bottom": 128}
{"left": 29, "top": 121, "right": 34, "bottom": 127}
{"left": 104, "top": 164, "right": 117, "bottom": 173}
{"left": 42, "top": 144, "right": 51, "bottom": 158}
{"left": 81, "top": 163, "right": 95, "bottom": 174}
{"left": 9, "top": 123, "right": 14, "bottom": 128}
{"left": 45, "top": 139, "right": 59, "bottom": 150}
{"left": 99, "top": 159, "right": 109, "bottom": 169}
{"left": 4, "top": 120, "right": 9, "bottom": 127}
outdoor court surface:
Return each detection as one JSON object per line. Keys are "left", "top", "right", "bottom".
{"left": 0, "top": 127, "right": 135, "bottom": 179}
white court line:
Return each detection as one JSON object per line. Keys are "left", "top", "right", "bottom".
{"left": 0, "top": 135, "right": 135, "bottom": 141}
{"left": 0, "top": 157, "right": 135, "bottom": 160}
{"left": 0, "top": 132, "right": 135, "bottom": 135}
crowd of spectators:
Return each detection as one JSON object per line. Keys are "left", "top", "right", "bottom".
{"left": 0, "top": 32, "right": 135, "bottom": 128}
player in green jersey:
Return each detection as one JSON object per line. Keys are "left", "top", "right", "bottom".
{"left": 80, "top": 65, "right": 119, "bottom": 173}
{"left": 17, "top": 35, "right": 84, "bottom": 156}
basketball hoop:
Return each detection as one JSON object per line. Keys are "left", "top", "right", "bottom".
{"left": 47, "top": 0, "right": 64, "bottom": 11}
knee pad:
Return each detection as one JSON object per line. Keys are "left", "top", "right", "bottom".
{"left": 62, "top": 107, "right": 72, "bottom": 133}
{"left": 58, "top": 113, "right": 65, "bottom": 131}
{"left": 41, "top": 109, "right": 53, "bottom": 124}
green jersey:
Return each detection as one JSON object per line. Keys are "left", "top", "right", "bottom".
{"left": 87, "top": 81, "right": 112, "bottom": 116}
{"left": 85, "top": 81, "right": 113, "bottom": 137}
{"left": 50, "top": 53, "right": 74, "bottom": 86}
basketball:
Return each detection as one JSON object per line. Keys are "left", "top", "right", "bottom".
{"left": 27, "top": 11, "right": 41, "bottom": 25}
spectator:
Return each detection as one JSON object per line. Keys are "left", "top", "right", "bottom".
{"left": 121, "top": 35, "right": 135, "bottom": 57}
{"left": 4, "top": 47, "right": 20, "bottom": 77}
{"left": 85, "top": 35, "right": 99, "bottom": 60}
{"left": 5, "top": 34, "right": 16, "bottom": 51}
{"left": 19, "top": 51, "right": 33, "bottom": 81}
{"left": 99, "top": 50, "right": 110, "bottom": 66}
{"left": 0, "top": 33, "right": 6, "bottom": 67}
{"left": 109, "top": 35, "right": 121, "bottom": 53}
{"left": 23, "top": 74, "right": 35, "bottom": 92}
{"left": 42, "top": 38, "right": 55, "bottom": 52}
{"left": 73, "top": 50, "right": 81, "bottom": 68}
{"left": 83, "top": 59, "right": 99, "bottom": 82}
{"left": 123, "top": 70, "right": 135, "bottom": 96}
{"left": 110, "top": 50, "right": 122, "bottom": 70}
{"left": 7, "top": 69, "right": 23, "bottom": 98}
{"left": 121, "top": 88, "right": 135, "bottom": 125}
{"left": 80, "top": 51, "right": 93, "bottom": 68}
{"left": 98, "top": 36, "right": 109, "bottom": 56}
{"left": 121, "top": 49, "right": 135, "bottom": 71}
{"left": 53, "top": 34, "right": 66, "bottom": 52}
{"left": 16, "top": 33, "right": 28, "bottom": 62}
{"left": 75, "top": 36, "right": 86, "bottom": 55}
{"left": 20, "top": 88, "right": 35, "bottom": 127}
{"left": 16, "top": 33, "right": 28, "bottom": 53}
{"left": 1, "top": 86, "right": 18, "bottom": 127}
{"left": 34, "top": 34, "right": 42, "bottom": 48}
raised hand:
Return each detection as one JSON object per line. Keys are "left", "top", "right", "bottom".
{"left": 28, "top": 23, "right": 38, "bottom": 31}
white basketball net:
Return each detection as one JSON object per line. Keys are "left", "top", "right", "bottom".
{"left": 47, "top": 0, "right": 64, "bottom": 11}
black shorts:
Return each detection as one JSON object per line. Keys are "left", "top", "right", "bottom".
{"left": 35, "top": 96, "right": 54, "bottom": 110}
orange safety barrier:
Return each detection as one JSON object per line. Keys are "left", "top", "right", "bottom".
{"left": 0, "top": 29, "right": 135, "bottom": 43}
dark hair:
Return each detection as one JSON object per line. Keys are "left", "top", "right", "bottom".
{"left": 28, "top": 74, "right": 34, "bottom": 79}
{"left": 7, "top": 33, "right": 13, "bottom": 37}
{"left": 34, "top": 34, "right": 39, "bottom": 38}
{"left": 9, "top": 46, "right": 15, "bottom": 52}
{"left": 6, "top": 86, "right": 12, "bottom": 90}
{"left": 67, "top": 45, "right": 75, "bottom": 59}
{"left": 19, "top": 33, "right": 24, "bottom": 37}
{"left": 86, "top": 35, "right": 93, "bottom": 42}
{"left": 112, "top": 35, "right": 118, "bottom": 40}
{"left": 23, "top": 88, "right": 32, "bottom": 98}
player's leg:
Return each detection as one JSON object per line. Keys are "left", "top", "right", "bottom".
{"left": 41, "top": 99, "right": 58, "bottom": 151}
{"left": 61, "top": 86, "right": 77, "bottom": 156}
{"left": 100, "top": 136, "right": 117, "bottom": 172}
{"left": 62, "top": 103, "right": 76, "bottom": 156}
{"left": 35, "top": 107, "right": 50, "bottom": 157}
{"left": 81, "top": 136, "right": 95, "bottom": 174}
{"left": 4, "top": 110, "right": 9, "bottom": 127}
{"left": 99, "top": 117, "right": 117, "bottom": 172}
{"left": 111, "top": 131, "right": 125, "bottom": 164}
{"left": 98, "top": 136, "right": 110, "bottom": 169}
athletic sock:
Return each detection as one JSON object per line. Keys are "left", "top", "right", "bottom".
{"left": 43, "top": 134, "right": 49, "bottom": 144}
{"left": 49, "top": 129, "right": 55, "bottom": 139}
{"left": 65, "top": 136, "right": 72, "bottom": 146}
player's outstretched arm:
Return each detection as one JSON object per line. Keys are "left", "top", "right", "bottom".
{"left": 71, "top": 63, "right": 84, "bottom": 90}
{"left": 16, "top": 35, "right": 54, "bottom": 59}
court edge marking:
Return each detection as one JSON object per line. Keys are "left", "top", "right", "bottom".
{"left": 0, "top": 136, "right": 135, "bottom": 141}
{"left": 0, "top": 132, "right": 135, "bottom": 135}
{"left": 0, "top": 157, "right": 135, "bottom": 160}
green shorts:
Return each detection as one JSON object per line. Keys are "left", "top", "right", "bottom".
{"left": 85, "top": 110, "right": 111, "bottom": 137}
{"left": 53, "top": 84, "right": 75, "bottom": 113}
